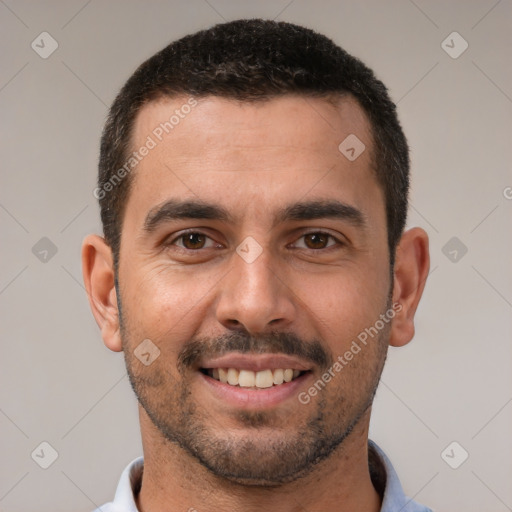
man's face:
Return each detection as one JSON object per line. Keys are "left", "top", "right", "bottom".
{"left": 117, "top": 95, "right": 392, "bottom": 485}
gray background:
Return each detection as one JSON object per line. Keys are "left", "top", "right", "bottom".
{"left": 1, "top": 1, "right": 511, "bottom": 511}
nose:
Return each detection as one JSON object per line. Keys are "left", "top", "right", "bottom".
{"left": 215, "top": 245, "right": 296, "bottom": 334}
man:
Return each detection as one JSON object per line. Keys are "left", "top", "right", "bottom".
{"left": 82, "top": 18, "right": 431, "bottom": 512}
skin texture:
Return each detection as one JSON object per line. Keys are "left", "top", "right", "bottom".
{"left": 82, "top": 95, "right": 430, "bottom": 512}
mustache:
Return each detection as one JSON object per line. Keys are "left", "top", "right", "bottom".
{"left": 177, "top": 330, "right": 332, "bottom": 373}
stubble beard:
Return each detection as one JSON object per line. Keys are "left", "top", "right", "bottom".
{"left": 118, "top": 288, "right": 390, "bottom": 486}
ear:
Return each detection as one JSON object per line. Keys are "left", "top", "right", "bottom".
{"left": 389, "top": 227, "right": 430, "bottom": 347}
{"left": 81, "top": 234, "right": 122, "bottom": 352}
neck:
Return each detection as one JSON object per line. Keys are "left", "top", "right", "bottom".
{"left": 135, "top": 407, "right": 381, "bottom": 512}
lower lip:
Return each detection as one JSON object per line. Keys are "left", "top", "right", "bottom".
{"left": 200, "top": 371, "right": 312, "bottom": 409}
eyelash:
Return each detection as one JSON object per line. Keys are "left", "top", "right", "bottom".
{"left": 165, "top": 230, "right": 344, "bottom": 253}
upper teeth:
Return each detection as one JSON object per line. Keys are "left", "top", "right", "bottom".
{"left": 209, "top": 368, "right": 302, "bottom": 388}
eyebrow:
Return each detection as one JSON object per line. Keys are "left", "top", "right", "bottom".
{"left": 143, "top": 198, "right": 366, "bottom": 233}
{"left": 144, "top": 199, "right": 234, "bottom": 232}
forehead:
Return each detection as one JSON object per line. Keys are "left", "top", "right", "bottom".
{"left": 132, "top": 94, "right": 373, "bottom": 164}
{"left": 124, "top": 94, "right": 383, "bottom": 231}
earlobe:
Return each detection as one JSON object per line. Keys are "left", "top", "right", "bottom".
{"left": 389, "top": 227, "right": 430, "bottom": 348}
{"left": 81, "top": 234, "right": 123, "bottom": 352}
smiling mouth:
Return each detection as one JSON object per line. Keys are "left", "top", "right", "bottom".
{"left": 200, "top": 368, "right": 310, "bottom": 389}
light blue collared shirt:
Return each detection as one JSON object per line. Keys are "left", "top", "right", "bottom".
{"left": 93, "top": 440, "right": 432, "bottom": 512}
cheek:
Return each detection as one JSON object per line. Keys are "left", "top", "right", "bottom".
{"left": 119, "top": 261, "right": 221, "bottom": 343}
{"left": 300, "top": 265, "right": 388, "bottom": 352}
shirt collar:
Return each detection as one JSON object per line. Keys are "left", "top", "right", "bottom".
{"left": 368, "top": 440, "right": 432, "bottom": 512}
{"left": 99, "top": 440, "right": 431, "bottom": 512}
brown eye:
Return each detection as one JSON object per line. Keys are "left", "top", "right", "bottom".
{"left": 180, "top": 232, "right": 207, "bottom": 250}
{"left": 292, "top": 232, "right": 341, "bottom": 251}
{"left": 167, "top": 231, "right": 218, "bottom": 251}
{"left": 303, "top": 233, "right": 329, "bottom": 249}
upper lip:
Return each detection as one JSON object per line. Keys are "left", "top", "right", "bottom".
{"left": 199, "top": 353, "right": 313, "bottom": 372}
